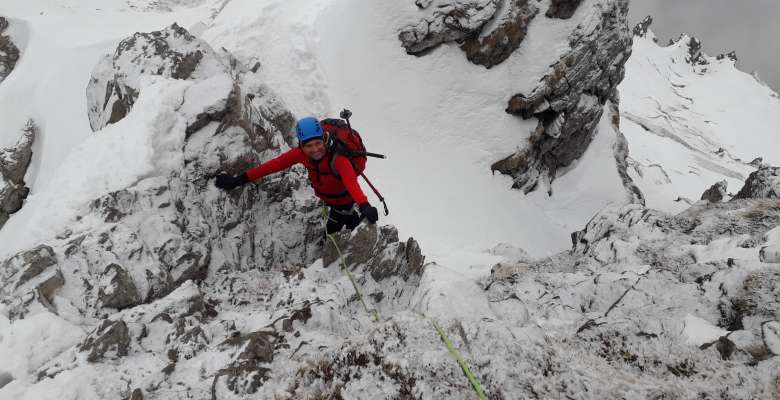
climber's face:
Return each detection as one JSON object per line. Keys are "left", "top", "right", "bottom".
{"left": 302, "top": 138, "right": 326, "bottom": 161}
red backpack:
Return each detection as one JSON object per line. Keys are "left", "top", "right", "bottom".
{"left": 320, "top": 113, "right": 388, "bottom": 215}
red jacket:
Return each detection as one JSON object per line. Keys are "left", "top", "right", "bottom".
{"left": 246, "top": 147, "right": 368, "bottom": 206}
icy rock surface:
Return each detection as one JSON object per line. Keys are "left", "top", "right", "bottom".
{"left": 0, "top": 120, "right": 35, "bottom": 229}
{"left": 87, "top": 23, "right": 233, "bottom": 131}
{"left": 399, "top": 0, "right": 539, "bottom": 68}
{"left": 701, "top": 180, "right": 728, "bottom": 203}
{"left": 0, "top": 17, "right": 20, "bottom": 85}
{"left": 0, "top": 24, "right": 477, "bottom": 400}
{"left": 494, "top": 0, "right": 632, "bottom": 193}
{"left": 733, "top": 165, "right": 780, "bottom": 200}
{"left": 480, "top": 199, "right": 780, "bottom": 397}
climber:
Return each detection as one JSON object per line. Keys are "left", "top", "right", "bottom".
{"left": 214, "top": 116, "right": 380, "bottom": 236}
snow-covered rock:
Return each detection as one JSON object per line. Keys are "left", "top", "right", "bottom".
{"left": 733, "top": 164, "right": 780, "bottom": 200}
{"left": 495, "top": 0, "right": 632, "bottom": 193}
{"left": 478, "top": 198, "right": 780, "bottom": 397}
{"left": 87, "top": 23, "right": 233, "bottom": 131}
{"left": 398, "top": 0, "right": 500, "bottom": 56}
{"left": 459, "top": 0, "right": 540, "bottom": 68}
{"left": 701, "top": 180, "right": 728, "bottom": 203}
{"left": 0, "top": 17, "right": 20, "bottom": 85}
{"left": 0, "top": 120, "right": 34, "bottom": 229}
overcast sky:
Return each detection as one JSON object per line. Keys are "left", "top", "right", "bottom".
{"left": 628, "top": 0, "right": 780, "bottom": 93}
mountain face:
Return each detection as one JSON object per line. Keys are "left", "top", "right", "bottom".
{"left": 619, "top": 17, "right": 780, "bottom": 214}
{"left": 0, "top": 121, "right": 34, "bottom": 230}
{"left": 1, "top": 1, "right": 780, "bottom": 399}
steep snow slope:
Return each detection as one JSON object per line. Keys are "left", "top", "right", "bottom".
{"left": 619, "top": 26, "right": 780, "bottom": 213}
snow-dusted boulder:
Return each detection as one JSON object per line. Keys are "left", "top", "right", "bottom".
{"left": 78, "top": 319, "right": 131, "bottom": 362}
{"left": 398, "top": 0, "right": 499, "bottom": 56}
{"left": 0, "top": 120, "right": 35, "bottom": 228}
{"left": 87, "top": 23, "right": 232, "bottom": 131}
{"left": 546, "top": 0, "right": 583, "bottom": 19}
{"left": 0, "top": 17, "right": 20, "bottom": 85}
{"left": 399, "top": 0, "right": 540, "bottom": 68}
{"left": 459, "top": 0, "right": 539, "bottom": 68}
{"left": 733, "top": 164, "right": 780, "bottom": 200}
{"left": 701, "top": 180, "right": 728, "bottom": 203}
{"left": 494, "top": 0, "right": 632, "bottom": 192}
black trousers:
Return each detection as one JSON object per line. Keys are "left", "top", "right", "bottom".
{"left": 326, "top": 203, "right": 361, "bottom": 235}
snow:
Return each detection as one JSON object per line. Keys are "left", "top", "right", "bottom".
{"left": 0, "top": 78, "right": 193, "bottom": 256}
{"left": 1, "top": 0, "right": 630, "bottom": 263}
{"left": 1, "top": 1, "right": 780, "bottom": 398}
{"left": 0, "top": 0, "right": 216, "bottom": 196}
{"left": 619, "top": 31, "right": 780, "bottom": 213}
{"left": 682, "top": 314, "right": 728, "bottom": 346}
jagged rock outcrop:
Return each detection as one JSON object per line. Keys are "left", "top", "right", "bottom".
{"left": 0, "top": 120, "right": 36, "bottom": 229}
{"left": 732, "top": 165, "right": 780, "bottom": 200}
{"left": 460, "top": 0, "right": 539, "bottom": 68}
{"left": 398, "top": 0, "right": 499, "bottom": 56}
{"left": 399, "top": 0, "right": 540, "bottom": 68}
{"left": 701, "top": 180, "right": 728, "bottom": 202}
{"left": 98, "top": 263, "right": 141, "bottom": 310}
{"left": 496, "top": 0, "right": 631, "bottom": 192}
{"left": 86, "top": 23, "right": 232, "bottom": 131}
{"left": 324, "top": 224, "right": 425, "bottom": 282}
{"left": 632, "top": 15, "right": 653, "bottom": 38}
{"left": 79, "top": 319, "right": 131, "bottom": 362}
{"left": 546, "top": 0, "right": 583, "bottom": 19}
{"left": 0, "top": 17, "right": 20, "bottom": 84}
{"left": 478, "top": 197, "right": 780, "bottom": 397}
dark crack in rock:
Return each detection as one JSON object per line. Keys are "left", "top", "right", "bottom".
{"left": 546, "top": 0, "right": 583, "bottom": 19}
{"left": 0, "top": 120, "right": 36, "bottom": 228}
{"left": 79, "top": 319, "right": 131, "bottom": 362}
{"left": 701, "top": 180, "right": 728, "bottom": 203}
{"left": 0, "top": 17, "right": 20, "bottom": 84}
{"left": 498, "top": 0, "right": 632, "bottom": 193}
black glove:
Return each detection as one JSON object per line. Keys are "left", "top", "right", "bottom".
{"left": 215, "top": 172, "right": 249, "bottom": 190}
{"left": 359, "top": 203, "right": 379, "bottom": 224}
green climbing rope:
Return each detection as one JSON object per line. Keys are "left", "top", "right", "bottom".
{"left": 322, "top": 206, "right": 379, "bottom": 322}
{"left": 319, "top": 206, "right": 487, "bottom": 398}
{"left": 430, "top": 318, "right": 489, "bottom": 400}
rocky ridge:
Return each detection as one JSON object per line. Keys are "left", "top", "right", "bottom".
{"left": 0, "top": 120, "right": 35, "bottom": 230}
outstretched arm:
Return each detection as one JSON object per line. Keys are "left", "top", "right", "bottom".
{"left": 246, "top": 148, "right": 305, "bottom": 181}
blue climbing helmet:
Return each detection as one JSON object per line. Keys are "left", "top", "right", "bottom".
{"left": 295, "top": 117, "right": 324, "bottom": 145}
